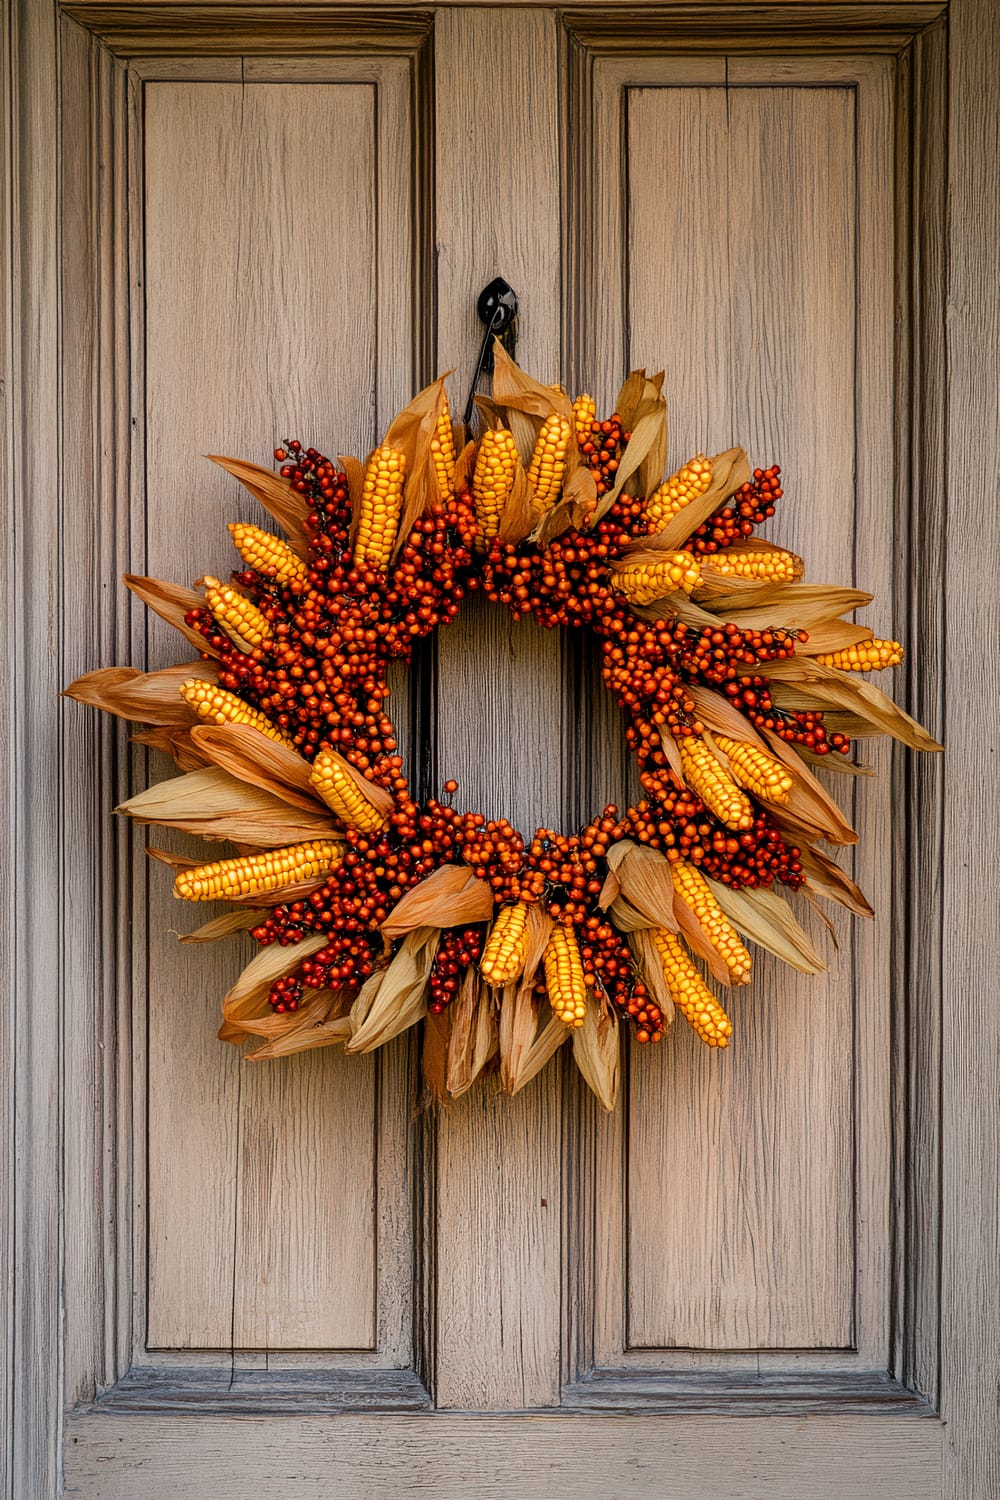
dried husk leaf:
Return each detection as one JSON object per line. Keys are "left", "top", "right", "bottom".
{"left": 146, "top": 845, "right": 201, "bottom": 871}
{"left": 339, "top": 454, "right": 365, "bottom": 544}
{"left": 572, "top": 1000, "right": 620, "bottom": 1112}
{"left": 800, "top": 846, "right": 874, "bottom": 918}
{"left": 346, "top": 927, "right": 439, "bottom": 1054}
{"left": 453, "top": 438, "right": 477, "bottom": 495}
{"left": 219, "top": 933, "right": 328, "bottom": 1038}
{"left": 639, "top": 447, "right": 751, "bottom": 552}
{"left": 592, "top": 392, "right": 667, "bottom": 521}
{"left": 422, "top": 1008, "right": 454, "bottom": 1104}
{"left": 760, "top": 657, "right": 942, "bottom": 752}
{"left": 65, "top": 661, "right": 220, "bottom": 726}
{"left": 116, "top": 764, "right": 337, "bottom": 845}
{"left": 130, "top": 726, "right": 207, "bottom": 772}
{"left": 498, "top": 903, "right": 556, "bottom": 1093}
{"left": 707, "top": 584, "right": 873, "bottom": 633}
{"left": 208, "top": 454, "right": 310, "bottom": 558}
{"left": 606, "top": 840, "right": 679, "bottom": 931}
{"left": 247, "top": 992, "right": 353, "bottom": 1059}
{"left": 381, "top": 864, "right": 493, "bottom": 938}
{"left": 381, "top": 375, "right": 451, "bottom": 561}
{"left": 178, "top": 908, "right": 259, "bottom": 944}
{"left": 795, "top": 747, "right": 874, "bottom": 777}
{"left": 598, "top": 866, "right": 621, "bottom": 910}
{"left": 124, "top": 574, "right": 222, "bottom": 657}
{"left": 672, "top": 896, "right": 734, "bottom": 986}
{"left": 507, "top": 1009, "right": 571, "bottom": 1095}
{"left": 446, "top": 969, "right": 499, "bottom": 1098}
{"left": 626, "top": 928, "right": 677, "bottom": 1029}
{"left": 705, "top": 878, "right": 827, "bottom": 974}
{"left": 491, "top": 341, "right": 572, "bottom": 425}
{"left": 797, "top": 621, "right": 875, "bottom": 654}
{"left": 496, "top": 452, "right": 537, "bottom": 545}
{"left": 190, "top": 723, "right": 327, "bottom": 813}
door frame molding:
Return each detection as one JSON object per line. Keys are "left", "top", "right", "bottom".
{"left": 4, "top": 1, "right": 998, "bottom": 1496}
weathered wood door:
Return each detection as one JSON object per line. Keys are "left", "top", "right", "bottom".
{"left": 5, "top": 2, "right": 998, "bottom": 1496}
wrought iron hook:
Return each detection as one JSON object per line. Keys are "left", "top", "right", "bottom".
{"left": 462, "top": 278, "right": 519, "bottom": 427}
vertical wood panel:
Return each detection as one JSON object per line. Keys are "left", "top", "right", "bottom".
{"left": 432, "top": 7, "right": 563, "bottom": 1409}
{"left": 943, "top": 0, "right": 1000, "bottom": 1493}
{"left": 143, "top": 80, "right": 383, "bottom": 1350}
{"left": 625, "top": 84, "right": 858, "bottom": 1350}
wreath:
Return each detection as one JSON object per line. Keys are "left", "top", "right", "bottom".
{"left": 67, "top": 346, "right": 939, "bottom": 1110}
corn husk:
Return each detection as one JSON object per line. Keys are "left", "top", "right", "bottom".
{"left": 422, "top": 1008, "right": 454, "bottom": 1104}
{"left": 498, "top": 903, "right": 556, "bottom": 1093}
{"left": 190, "top": 723, "right": 324, "bottom": 812}
{"left": 124, "top": 574, "right": 222, "bottom": 657}
{"left": 247, "top": 991, "right": 352, "bottom": 1060}
{"left": 65, "top": 661, "right": 220, "bottom": 726}
{"left": 705, "top": 878, "right": 826, "bottom": 974}
{"left": 218, "top": 932, "right": 328, "bottom": 1040}
{"left": 572, "top": 999, "right": 620, "bottom": 1112}
{"left": 381, "top": 374, "right": 452, "bottom": 560}
{"left": 208, "top": 454, "right": 311, "bottom": 558}
{"left": 633, "top": 447, "right": 750, "bottom": 552}
{"left": 626, "top": 928, "right": 677, "bottom": 1030}
{"left": 592, "top": 370, "right": 667, "bottom": 521}
{"left": 760, "top": 657, "right": 942, "bottom": 752}
{"left": 346, "top": 927, "right": 438, "bottom": 1054}
{"left": 116, "top": 764, "right": 338, "bottom": 847}
{"left": 313, "top": 747, "right": 396, "bottom": 820}
{"left": 606, "top": 840, "right": 679, "bottom": 932}
{"left": 672, "top": 896, "right": 735, "bottom": 987}
{"left": 800, "top": 847, "right": 874, "bottom": 918}
{"left": 178, "top": 908, "right": 260, "bottom": 944}
{"left": 338, "top": 454, "right": 365, "bottom": 522}
{"left": 381, "top": 864, "right": 493, "bottom": 939}
{"left": 446, "top": 969, "right": 499, "bottom": 1098}
{"left": 131, "top": 726, "right": 206, "bottom": 772}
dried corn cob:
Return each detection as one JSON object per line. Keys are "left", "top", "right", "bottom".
{"left": 650, "top": 929, "right": 733, "bottom": 1047}
{"left": 174, "top": 840, "right": 342, "bottom": 902}
{"left": 678, "top": 736, "right": 754, "bottom": 830}
{"left": 815, "top": 639, "right": 904, "bottom": 672}
{"left": 430, "top": 397, "right": 456, "bottom": 504}
{"left": 179, "top": 679, "right": 294, "bottom": 748}
{"left": 713, "top": 735, "right": 793, "bottom": 804}
{"left": 526, "top": 413, "right": 572, "bottom": 510}
{"left": 355, "top": 445, "right": 406, "bottom": 572}
{"left": 543, "top": 923, "right": 588, "bottom": 1028}
{"left": 708, "top": 548, "right": 800, "bottom": 583}
{"left": 572, "top": 393, "right": 597, "bottom": 449}
{"left": 479, "top": 901, "right": 530, "bottom": 986}
{"left": 201, "top": 575, "right": 273, "bottom": 650}
{"left": 645, "top": 454, "right": 712, "bottom": 532}
{"left": 310, "top": 748, "right": 386, "bottom": 834}
{"left": 227, "top": 523, "right": 309, "bottom": 588}
{"left": 472, "top": 428, "right": 519, "bottom": 544}
{"left": 612, "top": 552, "right": 701, "bottom": 605}
{"left": 670, "top": 861, "right": 753, "bottom": 984}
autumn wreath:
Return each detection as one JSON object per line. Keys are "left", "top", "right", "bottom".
{"left": 67, "top": 346, "right": 939, "bottom": 1110}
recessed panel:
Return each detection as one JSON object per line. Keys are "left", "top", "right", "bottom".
{"left": 142, "top": 80, "right": 385, "bottom": 1350}
{"left": 625, "top": 85, "right": 857, "bottom": 1350}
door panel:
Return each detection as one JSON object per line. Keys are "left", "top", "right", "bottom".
{"left": 570, "top": 45, "right": 898, "bottom": 1381}
{"left": 138, "top": 60, "right": 421, "bottom": 1356}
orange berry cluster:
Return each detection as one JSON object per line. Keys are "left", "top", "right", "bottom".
{"left": 189, "top": 417, "right": 837, "bottom": 1028}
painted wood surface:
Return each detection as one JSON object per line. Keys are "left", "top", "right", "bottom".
{"left": 431, "top": 7, "right": 564, "bottom": 1410}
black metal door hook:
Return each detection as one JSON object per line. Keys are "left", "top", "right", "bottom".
{"left": 462, "top": 278, "right": 519, "bottom": 426}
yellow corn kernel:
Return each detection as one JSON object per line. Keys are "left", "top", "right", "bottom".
{"left": 227, "top": 523, "right": 309, "bottom": 588}
{"left": 179, "top": 678, "right": 295, "bottom": 749}
{"left": 669, "top": 861, "right": 752, "bottom": 984}
{"left": 355, "top": 445, "right": 407, "bottom": 573}
{"left": 815, "top": 639, "right": 904, "bottom": 672}
{"left": 678, "top": 736, "right": 754, "bottom": 830}
{"left": 543, "top": 923, "right": 588, "bottom": 1029}
{"left": 174, "top": 840, "right": 342, "bottom": 902}
{"left": 713, "top": 735, "right": 793, "bottom": 804}
{"left": 612, "top": 551, "right": 701, "bottom": 605}
{"left": 430, "top": 397, "right": 457, "bottom": 504}
{"left": 472, "top": 428, "right": 519, "bottom": 544}
{"left": 201, "top": 575, "right": 273, "bottom": 651}
{"left": 708, "top": 548, "right": 800, "bottom": 583}
{"left": 480, "top": 901, "right": 530, "bottom": 986}
{"left": 310, "top": 748, "right": 386, "bottom": 834}
{"left": 572, "top": 393, "right": 597, "bottom": 449}
{"left": 645, "top": 454, "right": 712, "bottom": 531}
{"left": 651, "top": 929, "right": 733, "bottom": 1047}
{"left": 526, "top": 413, "right": 573, "bottom": 510}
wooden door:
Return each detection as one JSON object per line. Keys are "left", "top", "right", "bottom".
{"left": 4, "top": 2, "right": 998, "bottom": 1497}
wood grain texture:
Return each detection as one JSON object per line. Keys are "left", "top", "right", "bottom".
{"left": 942, "top": 1, "right": 1000, "bottom": 1495}
{"left": 431, "top": 7, "right": 564, "bottom": 1409}
{"left": 63, "top": 1410, "right": 945, "bottom": 1499}
{"left": 141, "top": 77, "right": 392, "bottom": 1351}
{"left": 626, "top": 81, "right": 859, "bottom": 1353}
